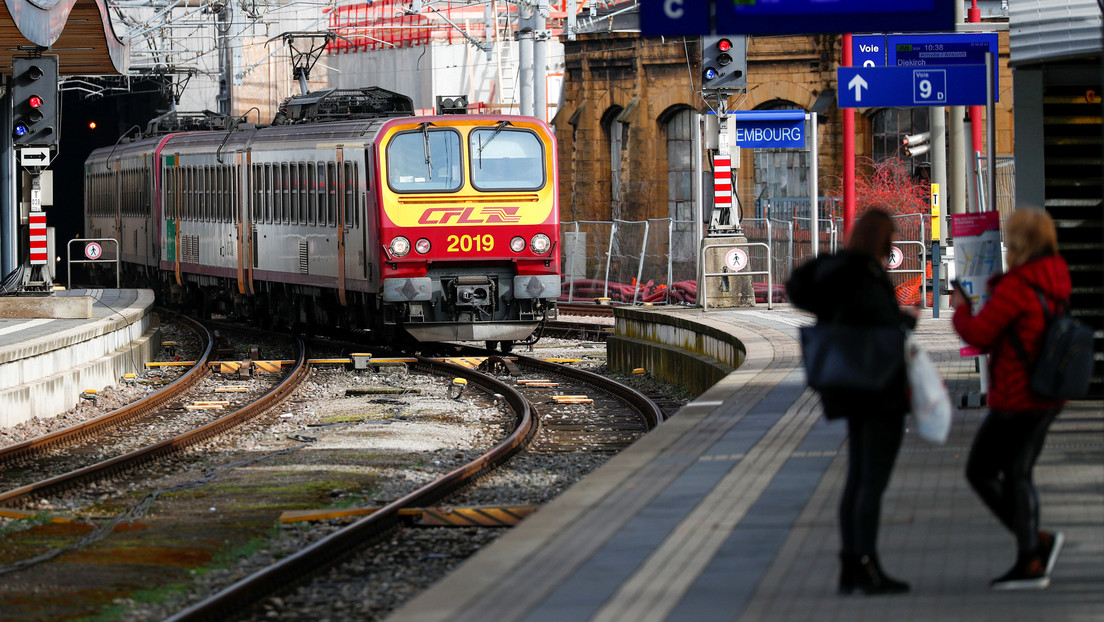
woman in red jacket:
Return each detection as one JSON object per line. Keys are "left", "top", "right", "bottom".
{"left": 951, "top": 207, "right": 1069, "bottom": 591}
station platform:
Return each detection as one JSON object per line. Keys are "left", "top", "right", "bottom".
{"left": 0, "top": 289, "right": 158, "bottom": 427}
{"left": 389, "top": 304, "right": 1104, "bottom": 622}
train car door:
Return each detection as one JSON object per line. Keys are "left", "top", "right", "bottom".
{"left": 235, "top": 151, "right": 252, "bottom": 295}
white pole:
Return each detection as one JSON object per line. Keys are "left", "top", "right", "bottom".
{"left": 809, "top": 113, "right": 819, "bottom": 257}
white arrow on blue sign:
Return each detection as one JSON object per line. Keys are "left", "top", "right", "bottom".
{"left": 837, "top": 65, "right": 989, "bottom": 108}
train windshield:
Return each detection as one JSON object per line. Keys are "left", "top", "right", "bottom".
{"left": 469, "top": 126, "right": 545, "bottom": 191}
{"left": 387, "top": 127, "right": 463, "bottom": 192}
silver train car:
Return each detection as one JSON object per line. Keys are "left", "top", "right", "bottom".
{"left": 84, "top": 88, "right": 561, "bottom": 347}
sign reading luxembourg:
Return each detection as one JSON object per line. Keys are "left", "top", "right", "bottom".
{"left": 732, "top": 111, "right": 805, "bottom": 148}
{"left": 641, "top": 0, "right": 954, "bottom": 37}
{"left": 837, "top": 65, "right": 989, "bottom": 108}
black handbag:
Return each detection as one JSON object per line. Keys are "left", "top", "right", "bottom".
{"left": 799, "top": 323, "right": 906, "bottom": 393}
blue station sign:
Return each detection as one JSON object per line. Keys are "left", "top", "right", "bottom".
{"left": 732, "top": 111, "right": 806, "bottom": 149}
{"left": 641, "top": 0, "right": 954, "bottom": 37}
{"left": 837, "top": 65, "right": 989, "bottom": 108}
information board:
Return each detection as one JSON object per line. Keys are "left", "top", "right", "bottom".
{"left": 641, "top": 0, "right": 954, "bottom": 36}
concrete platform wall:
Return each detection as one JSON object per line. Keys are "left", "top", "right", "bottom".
{"left": 0, "top": 292, "right": 160, "bottom": 427}
{"left": 607, "top": 307, "right": 746, "bottom": 395}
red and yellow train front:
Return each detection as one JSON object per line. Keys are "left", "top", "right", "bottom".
{"left": 375, "top": 115, "right": 560, "bottom": 343}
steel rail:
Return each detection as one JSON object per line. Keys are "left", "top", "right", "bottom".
{"left": 511, "top": 352, "right": 666, "bottom": 429}
{"left": 164, "top": 354, "right": 536, "bottom": 622}
{"left": 0, "top": 334, "right": 308, "bottom": 507}
{"left": 0, "top": 313, "right": 214, "bottom": 466}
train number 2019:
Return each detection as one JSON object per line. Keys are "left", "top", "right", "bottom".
{"left": 447, "top": 234, "right": 494, "bottom": 252}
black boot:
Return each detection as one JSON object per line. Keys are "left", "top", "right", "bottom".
{"left": 839, "top": 553, "right": 910, "bottom": 595}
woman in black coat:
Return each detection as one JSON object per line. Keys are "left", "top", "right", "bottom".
{"left": 786, "top": 208, "right": 918, "bottom": 595}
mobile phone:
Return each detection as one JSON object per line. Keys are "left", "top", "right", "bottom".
{"left": 951, "top": 278, "right": 970, "bottom": 299}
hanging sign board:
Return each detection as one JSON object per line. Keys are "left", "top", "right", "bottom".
{"left": 732, "top": 111, "right": 806, "bottom": 149}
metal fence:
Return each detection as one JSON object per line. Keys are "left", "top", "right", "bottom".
{"left": 560, "top": 207, "right": 932, "bottom": 308}
{"left": 560, "top": 219, "right": 697, "bottom": 305}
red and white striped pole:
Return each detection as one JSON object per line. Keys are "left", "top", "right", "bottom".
{"left": 713, "top": 152, "right": 732, "bottom": 228}
{"left": 28, "top": 212, "right": 48, "bottom": 265}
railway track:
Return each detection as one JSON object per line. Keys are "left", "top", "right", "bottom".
{"left": 1, "top": 317, "right": 664, "bottom": 620}
{"left": 0, "top": 323, "right": 303, "bottom": 508}
{"left": 162, "top": 346, "right": 662, "bottom": 621}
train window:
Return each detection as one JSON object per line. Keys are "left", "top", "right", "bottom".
{"left": 290, "top": 163, "right": 300, "bottom": 224}
{"left": 143, "top": 169, "right": 150, "bottom": 217}
{"left": 262, "top": 164, "right": 271, "bottom": 223}
{"left": 298, "top": 162, "right": 308, "bottom": 224}
{"left": 231, "top": 166, "right": 239, "bottom": 222}
{"left": 315, "top": 162, "right": 325, "bottom": 226}
{"left": 386, "top": 128, "right": 462, "bottom": 192}
{"left": 202, "top": 166, "right": 210, "bottom": 221}
{"left": 469, "top": 127, "right": 545, "bottom": 191}
{"left": 165, "top": 169, "right": 173, "bottom": 218}
{"left": 284, "top": 163, "right": 294, "bottom": 224}
{"left": 344, "top": 162, "right": 357, "bottom": 228}
{"left": 220, "top": 166, "right": 228, "bottom": 222}
{"left": 184, "top": 167, "right": 192, "bottom": 221}
{"left": 306, "top": 164, "right": 316, "bottom": 225}
{"left": 327, "top": 162, "right": 338, "bottom": 226}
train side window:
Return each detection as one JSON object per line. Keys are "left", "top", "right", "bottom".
{"left": 231, "top": 165, "right": 239, "bottom": 223}
{"left": 327, "top": 162, "right": 338, "bottom": 226}
{"left": 306, "top": 163, "right": 316, "bottom": 225}
{"left": 202, "top": 166, "right": 210, "bottom": 222}
{"left": 289, "top": 162, "right": 299, "bottom": 225}
{"left": 221, "top": 165, "right": 228, "bottom": 222}
{"left": 261, "top": 164, "right": 270, "bottom": 223}
{"left": 344, "top": 162, "right": 357, "bottom": 228}
{"left": 299, "top": 161, "right": 309, "bottom": 225}
{"left": 221, "top": 166, "right": 229, "bottom": 223}
{"left": 184, "top": 167, "right": 192, "bottom": 221}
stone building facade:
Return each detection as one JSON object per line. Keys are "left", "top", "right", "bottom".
{"left": 553, "top": 31, "right": 1015, "bottom": 227}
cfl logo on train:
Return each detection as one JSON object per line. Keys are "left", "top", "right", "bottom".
{"left": 416, "top": 206, "right": 522, "bottom": 225}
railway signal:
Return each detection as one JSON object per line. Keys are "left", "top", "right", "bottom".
{"left": 701, "top": 35, "right": 747, "bottom": 92}
{"left": 903, "top": 132, "right": 931, "bottom": 157}
{"left": 11, "top": 56, "right": 60, "bottom": 149}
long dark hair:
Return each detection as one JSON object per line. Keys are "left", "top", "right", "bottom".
{"left": 847, "top": 208, "right": 896, "bottom": 260}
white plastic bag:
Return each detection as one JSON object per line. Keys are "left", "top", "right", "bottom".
{"left": 907, "top": 339, "right": 952, "bottom": 444}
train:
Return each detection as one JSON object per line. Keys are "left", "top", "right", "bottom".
{"left": 84, "top": 87, "right": 561, "bottom": 350}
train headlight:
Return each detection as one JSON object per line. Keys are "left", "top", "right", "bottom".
{"left": 389, "top": 236, "right": 411, "bottom": 257}
{"left": 510, "top": 236, "right": 526, "bottom": 253}
{"left": 530, "top": 234, "right": 551, "bottom": 255}
{"left": 415, "top": 238, "right": 431, "bottom": 254}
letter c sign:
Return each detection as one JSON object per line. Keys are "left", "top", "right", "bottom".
{"left": 664, "top": 0, "right": 683, "bottom": 19}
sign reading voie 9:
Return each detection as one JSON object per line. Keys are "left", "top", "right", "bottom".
{"left": 641, "top": 0, "right": 954, "bottom": 37}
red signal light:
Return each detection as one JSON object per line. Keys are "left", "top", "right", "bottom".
{"left": 28, "top": 95, "right": 43, "bottom": 108}
{"left": 717, "top": 38, "right": 732, "bottom": 52}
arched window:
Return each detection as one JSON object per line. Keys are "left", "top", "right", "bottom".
{"left": 752, "top": 99, "right": 808, "bottom": 205}
{"left": 602, "top": 107, "right": 626, "bottom": 220}
{"left": 870, "top": 108, "right": 930, "bottom": 179}
{"left": 662, "top": 106, "right": 696, "bottom": 265}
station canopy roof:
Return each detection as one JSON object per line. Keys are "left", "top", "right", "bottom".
{"left": 1, "top": 0, "right": 128, "bottom": 76}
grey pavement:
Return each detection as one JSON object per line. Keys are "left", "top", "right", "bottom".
{"left": 388, "top": 304, "right": 1103, "bottom": 622}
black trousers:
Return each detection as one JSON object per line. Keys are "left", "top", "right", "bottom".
{"left": 966, "top": 407, "right": 1061, "bottom": 558}
{"left": 840, "top": 414, "right": 905, "bottom": 557}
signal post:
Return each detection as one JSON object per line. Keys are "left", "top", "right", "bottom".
{"left": 6, "top": 52, "right": 60, "bottom": 293}
{"left": 699, "top": 35, "right": 755, "bottom": 308}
